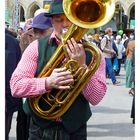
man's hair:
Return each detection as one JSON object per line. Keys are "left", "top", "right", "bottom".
{"left": 116, "top": 35, "right": 121, "bottom": 40}
{"left": 105, "top": 28, "right": 112, "bottom": 34}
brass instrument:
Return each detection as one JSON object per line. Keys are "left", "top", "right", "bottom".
{"left": 29, "top": 0, "right": 115, "bottom": 120}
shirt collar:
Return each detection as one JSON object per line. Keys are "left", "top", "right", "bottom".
{"left": 49, "top": 31, "right": 61, "bottom": 45}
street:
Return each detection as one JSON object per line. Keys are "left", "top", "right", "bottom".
{"left": 9, "top": 66, "right": 135, "bottom": 140}
{"left": 87, "top": 66, "right": 134, "bottom": 140}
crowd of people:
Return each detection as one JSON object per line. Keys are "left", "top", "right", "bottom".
{"left": 5, "top": 0, "right": 135, "bottom": 139}
{"left": 86, "top": 29, "right": 135, "bottom": 124}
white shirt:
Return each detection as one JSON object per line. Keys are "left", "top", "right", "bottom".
{"left": 115, "top": 41, "right": 125, "bottom": 59}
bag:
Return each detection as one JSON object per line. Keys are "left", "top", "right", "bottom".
{"left": 113, "top": 58, "right": 119, "bottom": 71}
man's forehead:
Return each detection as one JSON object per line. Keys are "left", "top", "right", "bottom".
{"left": 52, "top": 14, "right": 65, "bottom": 18}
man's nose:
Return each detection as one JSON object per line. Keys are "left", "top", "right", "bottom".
{"left": 62, "top": 21, "right": 71, "bottom": 28}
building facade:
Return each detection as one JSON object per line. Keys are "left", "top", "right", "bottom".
{"left": 5, "top": 0, "right": 135, "bottom": 31}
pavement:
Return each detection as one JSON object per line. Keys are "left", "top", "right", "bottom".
{"left": 9, "top": 66, "right": 135, "bottom": 140}
{"left": 87, "top": 66, "right": 134, "bottom": 140}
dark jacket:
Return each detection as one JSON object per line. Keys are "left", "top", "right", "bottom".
{"left": 5, "top": 29, "right": 22, "bottom": 114}
{"left": 112, "top": 41, "right": 118, "bottom": 56}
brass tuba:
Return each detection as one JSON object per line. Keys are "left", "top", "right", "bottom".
{"left": 29, "top": 0, "right": 115, "bottom": 120}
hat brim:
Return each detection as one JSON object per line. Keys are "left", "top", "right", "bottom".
{"left": 44, "top": 11, "right": 64, "bottom": 17}
{"left": 31, "top": 24, "right": 51, "bottom": 30}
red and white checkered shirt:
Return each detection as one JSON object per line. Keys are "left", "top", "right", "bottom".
{"left": 10, "top": 32, "right": 107, "bottom": 106}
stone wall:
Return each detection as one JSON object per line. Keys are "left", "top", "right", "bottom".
{"left": 6, "top": 0, "right": 135, "bottom": 29}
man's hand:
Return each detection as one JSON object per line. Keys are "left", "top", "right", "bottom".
{"left": 65, "top": 38, "right": 86, "bottom": 66}
{"left": 46, "top": 67, "right": 73, "bottom": 89}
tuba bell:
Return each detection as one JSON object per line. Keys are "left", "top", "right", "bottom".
{"left": 29, "top": 0, "right": 115, "bottom": 120}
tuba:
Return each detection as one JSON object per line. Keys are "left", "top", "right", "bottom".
{"left": 29, "top": 0, "right": 115, "bottom": 120}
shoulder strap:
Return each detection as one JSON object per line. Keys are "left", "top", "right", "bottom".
{"left": 104, "top": 36, "right": 109, "bottom": 44}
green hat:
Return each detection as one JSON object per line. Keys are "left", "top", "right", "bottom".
{"left": 45, "top": 0, "right": 64, "bottom": 17}
{"left": 117, "top": 30, "right": 123, "bottom": 35}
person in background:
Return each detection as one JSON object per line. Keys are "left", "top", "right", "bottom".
{"left": 129, "top": 33, "right": 135, "bottom": 40}
{"left": 101, "top": 27, "right": 120, "bottom": 85}
{"left": 30, "top": 12, "right": 52, "bottom": 39}
{"left": 87, "top": 34, "right": 94, "bottom": 43}
{"left": 7, "top": 26, "right": 17, "bottom": 38}
{"left": 122, "top": 33, "right": 135, "bottom": 63}
{"left": 122, "top": 33, "right": 128, "bottom": 44}
{"left": 130, "top": 47, "right": 135, "bottom": 124}
{"left": 125, "top": 37, "right": 135, "bottom": 95}
{"left": 114, "top": 35, "right": 125, "bottom": 75}
{"left": 123, "top": 33, "right": 134, "bottom": 49}
{"left": 23, "top": 18, "right": 33, "bottom": 32}
{"left": 5, "top": 21, "right": 10, "bottom": 29}
{"left": 17, "top": 27, "right": 24, "bottom": 40}
{"left": 93, "top": 33, "right": 101, "bottom": 49}
{"left": 5, "top": 29, "right": 22, "bottom": 140}
{"left": 111, "top": 40, "right": 118, "bottom": 65}
{"left": 10, "top": 0, "right": 107, "bottom": 139}
{"left": 19, "top": 12, "right": 52, "bottom": 53}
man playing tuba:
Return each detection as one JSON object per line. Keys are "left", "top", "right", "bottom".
{"left": 10, "top": 0, "right": 107, "bottom": 139}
